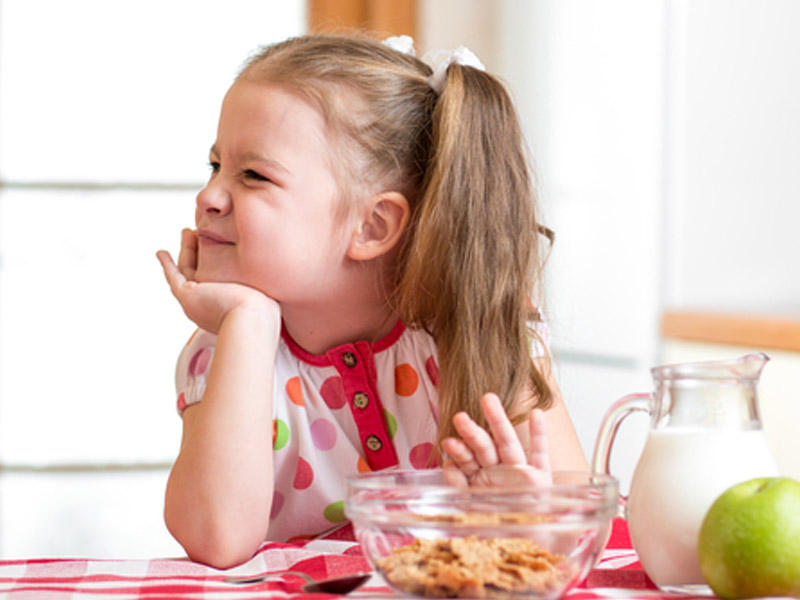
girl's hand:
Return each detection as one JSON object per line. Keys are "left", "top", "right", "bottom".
{"left": 157, "top": 229, "right": 279, "bottom": 334}
{"left": 441, "top": 393, "right": 552, "bottom": 488}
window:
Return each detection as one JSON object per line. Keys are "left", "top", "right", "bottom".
{"left": 0, "top": 0, "right": 305, "bottom": 558}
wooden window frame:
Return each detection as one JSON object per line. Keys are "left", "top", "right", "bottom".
{"left": 661, "top": 310, "right": 800, "bottom": 353}
{"left": 308, "top": 0, "right": 415, "bottom": 38}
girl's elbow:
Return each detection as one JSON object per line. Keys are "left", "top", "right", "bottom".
{"left": 172, "top": 527, "right": 261, "bottom": 569}
{"left": 184, "top": 538, "right": 258, "bottom": 569}
{"left": 164, "top": 509, "right": 261, "bottom": 569}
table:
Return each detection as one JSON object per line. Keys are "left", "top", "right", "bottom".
{"left": 0, "top": 519, "right": 707, "bottom": 599}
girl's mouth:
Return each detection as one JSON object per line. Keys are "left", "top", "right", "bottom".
{"left": 198, "top": 230, "right": 234, "bottom": 245}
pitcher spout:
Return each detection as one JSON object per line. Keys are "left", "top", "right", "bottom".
{"left": 736, "top": 352, "right": 771, "bottom": 379}
{"left": 652, "top": 352, "right": 770, "bottom": 382}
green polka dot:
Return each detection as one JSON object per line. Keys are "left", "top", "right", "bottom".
{"left": 323, "top": 500, "right": 346, "bottom": 523}
{"left": 273, "top": 419, "right": 289, "bottom": 450}
{"left": 384, "top": 409, "right": 397, "bottom": 439}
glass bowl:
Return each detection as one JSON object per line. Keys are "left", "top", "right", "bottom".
{"left": 345, "top": 468, "right": 618, "bottom": 599}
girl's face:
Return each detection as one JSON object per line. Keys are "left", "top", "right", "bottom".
{"left": 195, "top": 80, "right": 352, "bottom": 306}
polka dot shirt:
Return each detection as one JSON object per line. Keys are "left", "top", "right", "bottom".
{"left": 175, "top": 320, "right": 443, "bottom": 542}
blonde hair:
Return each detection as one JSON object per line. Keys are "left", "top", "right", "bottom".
{"left": 240, "top": 34, "right": 553, "bottom": 445}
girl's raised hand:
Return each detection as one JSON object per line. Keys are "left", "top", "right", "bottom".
{"left": 442, "top": 393, "right": 552, "bottom": 488}
{"left": 157, "top": 228, "right": 279, "bottom": 335}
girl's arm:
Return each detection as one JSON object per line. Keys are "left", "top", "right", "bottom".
{"left": 158, "top": 241, "right": 280, "bottom": 568}
{"left": 517, "top": 357, "right": 588, "bottom": 472}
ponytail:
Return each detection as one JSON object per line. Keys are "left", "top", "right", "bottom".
{"left": 395, "top": 63, "right": 554, "bottom": 445}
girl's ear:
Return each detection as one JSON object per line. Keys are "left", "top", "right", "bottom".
{"left": 347, "top": 191, "right": 410, "bottom": 261}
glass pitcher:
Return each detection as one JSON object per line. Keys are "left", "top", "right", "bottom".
{"left": 592, "top": 353, "right": 779, "bottom": 594}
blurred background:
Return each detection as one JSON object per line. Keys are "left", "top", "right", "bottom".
{"left": 0, "top": 0, "right": 798, "bottom": 558}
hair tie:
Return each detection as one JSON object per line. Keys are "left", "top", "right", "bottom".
{"left": 382, "top": 35, "right": 485, "bottom": 95}
{"left": 422, "top": 46, "right": 485, "bottom": 94}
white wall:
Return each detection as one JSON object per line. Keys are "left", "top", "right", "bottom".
{"left": 665, "top": 0, "right": 800, "bottom": 313}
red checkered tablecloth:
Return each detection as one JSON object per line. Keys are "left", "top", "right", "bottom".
{"left": 0, "top": 519, "right": 710, "bottom": 599}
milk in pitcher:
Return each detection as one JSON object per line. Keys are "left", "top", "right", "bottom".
{"left": 627, "top": 427, "right": 778, "bottom": 589}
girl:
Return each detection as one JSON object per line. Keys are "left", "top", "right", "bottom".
{"left": 157, "top": 33, "right": 587, "bottom": 569}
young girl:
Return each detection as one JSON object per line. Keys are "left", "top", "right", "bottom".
{"left": 157, "top": 33, "right": 587, "bottom": 568}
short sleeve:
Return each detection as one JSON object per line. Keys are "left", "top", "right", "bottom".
{"left": 529, "top": 315, "right": 551, "bottom": 359}
{"left": 174, "top": 329, "right": 217, "bottom": 415}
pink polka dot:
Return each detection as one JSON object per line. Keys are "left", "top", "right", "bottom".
{"left": 294, "top": 456, "right": 314, "bottom": 490}
{"left": 310, "top": 418, "right": 337, "bottom": 450}
{"left": 188, "top": 348, "right": 211, "bottom": 377}
{"left": 409, "top": 442, "right": 438, "bottom": 469}
{"left": 270, "top": 491, "right": 284, "bottom": 519}
{"left": 425, "top": 355, "right": 439, "bottom": 387}
{"left": 176, "top": 392, "right": 187, "bottom": 413}
{"left": 320, "top": 376, "right": 347, "bottom": 410}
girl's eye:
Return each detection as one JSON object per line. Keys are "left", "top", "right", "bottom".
{"left": 244, "top": 169, "right": 269, "bottom": 182}
{"left": 208, "top": 160, "right": 220, "bottom": 173}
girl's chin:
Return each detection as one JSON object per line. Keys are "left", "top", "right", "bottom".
{"left": 194, "top": 267, "right": 236, "bottom": 284}
{"left": 194, "top": 267, "right": 274, "bottom": 299}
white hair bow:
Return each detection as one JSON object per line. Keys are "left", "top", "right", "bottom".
{"left": 382, "top": 35, "right": 485, "bottom": 94}
{"left": 382, "top": 34, "right": 416, "bottom": 56}
{"left": 422, "top": 46, "right": 485, "bottom": 94}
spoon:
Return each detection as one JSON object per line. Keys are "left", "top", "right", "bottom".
{"left": 225, "top": 570, "right": 373, "bottom": 594}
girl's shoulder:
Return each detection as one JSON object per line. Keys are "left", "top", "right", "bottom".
{"left": 374, "top": 323, "right": 440, "bottom": 389}
{"left": 385, "top": 323, "right": 438, "bottom": 358}
{"left": 381, "top": 319, "right": 549, "bottom": 360}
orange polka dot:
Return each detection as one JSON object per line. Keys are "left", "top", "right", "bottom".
{"left": 286, "top": 376, "right": 304, "bottom": 406}
{"left": 395, "top": 363, "right": 419, "bottom": 396}
{"left": 357, "top": 456, "right": 372, "bottom": 473}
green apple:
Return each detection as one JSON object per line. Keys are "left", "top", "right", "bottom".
{"left": 698, "top": 477, "right": 800, "bottom": 599}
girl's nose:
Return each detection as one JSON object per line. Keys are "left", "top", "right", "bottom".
{"left": 196, "top": 180, "right": 232, "bottom": 216}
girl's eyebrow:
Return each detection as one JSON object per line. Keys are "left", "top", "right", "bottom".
{"left": 209, "top": 144, "right": 291, "bottom": 176}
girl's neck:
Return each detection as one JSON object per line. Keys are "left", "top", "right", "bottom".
{"left": 280, "top": 302, "right": 400, "bottom": 355}
{"left": 279, "top": 243, "right": 403, "bottom": 355}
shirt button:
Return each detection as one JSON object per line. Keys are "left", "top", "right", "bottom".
{"left": 342, "top": 351, "right": 357, "bottom": 368}
{"left": 353, "top": 392, "right": 369, "bottom": 409}
{"left": 365, "top": 435, "right": 383, "bottom": 451}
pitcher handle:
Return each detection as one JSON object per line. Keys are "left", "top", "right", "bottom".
{"left": 591, "top": 393, "right": 650, "bottom": 517}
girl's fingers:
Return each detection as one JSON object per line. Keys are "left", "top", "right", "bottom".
{"left": 441, "top": 436, "right": 482, "bottom": 477}
{"left": 527, "top": 409, "right": 550, "bottom": 473}
{"left": 178, "top": 229, "right": 198, "bottom": 279}
{"left": 451, "top": 411, "right": 499, "bottom": 467}
{"left": 156, "top": 250, "right": 188, "bottom": 297}
{"left": 441, "top": 459, "right": 469, "bottom": 489}
{"left": 156, "top": 250, "right": 176, "bottom": 280}
{"left": 481, "top": 393, "right": 527, "bottom": 465}
{"left": 446, "top": 394, "right": 552, "bottom": 489}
